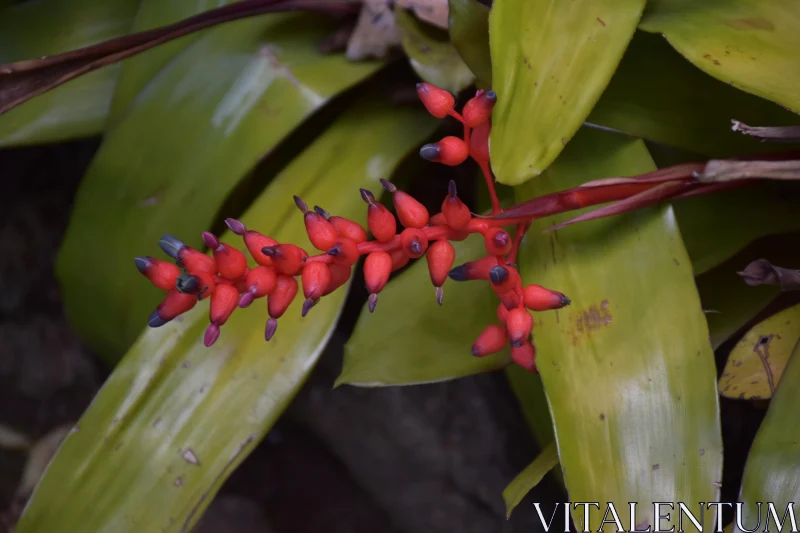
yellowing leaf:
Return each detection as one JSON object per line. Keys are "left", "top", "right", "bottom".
{"left": 503, "top": 441, "right": 559, "bottom": 518}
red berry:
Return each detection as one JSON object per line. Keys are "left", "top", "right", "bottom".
{"left": 178, "top": 247, "right": 216, "bottom": 275}
{"left": 381, "top": 179, "right": 429, "bottom": 229}
{"left": 441, "top": 181, "right": 471, "bottom": 230}
{"left": 329, "top": 216, "right": 368, "bottom": 243}
{"left": 483, "top": 228, "right": 512, "bottom": 256}
{"left": 523, "top": 284, "right": 571, "bottom": 311}
{"left": 416, "top": 82, "right": 455, "bottom": 119}
{"left": 364, "top": 251, "right": 392, "bottom": 295}
{"left": 390, "top": 248, "right": 410, "bottom": 272}
{"left": 239, "top": 266, "right": 277, "bottom": 307}
{"left": 150, "top": 289, "right": 197, "bottom": 326}
{"left": 203, "top": 233, "right": 248, "bottom": 280}
{"left": 302, "top": 262, "right": 331, "bottom": 301}
{"left": 427, "top": 240, "right": 456, "bottom": 288}
{"left": 323, "top": 263, "right": 352, "bottom": 296}
{"left": 327, "top": 238, "right": 360, "bottom": 266}
{"left": 462, "top": 90, "right": 497, "bottom": 128}
{"left": 506, "top": 308, "right": 533, "bottom": 346}
{"left": 134, "top": 256, "right": 181, "bottom": 291}
{"left": 472, "top": 324, "right": 508, "bottom": 357}
{"left": 243, "top": 231, "right": 278, "bottom": 267}
{"left": 399, "top": 228, "right": 429, "bottom": 259}
{"left": 210, "top": 283, "right": 239, "bottom": 327}
{"left": 419, "top": 137, "right": 469, "bottom": 167}
{"left": 469, "top": 122, "right": 490, "bottom": 163}
{"left": 294, "top": 196, "right": 339, "bottom": 251}
{"left": 448, "top": 255, "right": 498, "bottom": 282}
{"left": 489, "top": 265, "right": 520, "bottom": 294}
{"left": 261, "top": 244, "right": 307, "bottom": 275}
{"left": 361, "top": 189, "right": 396, "bottom": 242}
{"left": 511, "top": 341, "right": 537, "bottom": 372}
{"left": 268, "top": 274, "right": 298, "bottom": 319}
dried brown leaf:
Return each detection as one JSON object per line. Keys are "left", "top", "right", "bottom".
{"left": 739, "top": 259, "right": 800, "bottom": 291}
{"left": 697, "top": 159, "right": 800, "bottom": 183}
{"left": 732, "top": 120, "right": 800, "bottom": 143}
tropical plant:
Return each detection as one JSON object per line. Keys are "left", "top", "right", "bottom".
{"left": 1, "top": 0, "right": 799, "bottom": 532}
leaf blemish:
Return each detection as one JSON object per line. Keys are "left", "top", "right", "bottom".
{"left": 596, "top": 17, "right": 606, "bottom": 27}
{"left": 182, "top": 448, "right": 201, "bottom": 466}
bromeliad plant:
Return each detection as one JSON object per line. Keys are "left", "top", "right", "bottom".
{"left": 134, "top": 84, "right": 570, "bottom": 372}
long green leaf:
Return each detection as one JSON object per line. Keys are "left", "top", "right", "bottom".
{"left": 516, "top": 128, "right": 721, "bottom": 531}
{"left": 503, "top": 441, "right": 558, "bottom": 518}
{"left": 56, "top": 14, "right": 382, "bottom": 359}
{"left": 640, "top": 0, "right": 800, "bottom": 112}
{"left": 489, "top": 0, "right": 645, "bottom": 185}
{"left": 448, "top": 0, "right": 491, "bottom": 87}
{"left": 0, "top": 0, "right": 139, "bottom": 146}
{"left": 735, "top": 337, "right": 800, "bottom": 533}
{"left": 18, "top": 97, "right": 433, "bottom": 533}
{"left": 339, "top": 233, "right": 509, "bottom": 387}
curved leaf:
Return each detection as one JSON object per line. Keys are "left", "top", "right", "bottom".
{"left": 0, "top": 0, "right": 139, "bottom": 146}
{"left": 448, "top": 0, "right": 491, "bottom": 87}
{"left": 503, "top": 441, "right": 558, "bottom": 518}
{"left": 516, "top": 128, "right": 722, "bottom": 531}
{"left": 339, "top": 233, "right": 509, "bottom": 387}
{"left": 719, "top": 303, "right": 800, "bottom": 400}
{"left": 395, "top": 6, "right": 474, "bottom": 94}
{"left": 18, "top": 97, "right": 433, "bottom": 533}
{"left": 489, "top": 0, "right": 645, "bottom": 185}
{"left": 640, "top": 1, "right": 800, "bottom": 113}
{"left": 56, "top": 14, "right": 382, "bottom": 359}
{"left": 735, "top": 337, "right": 800, "bottom": 533}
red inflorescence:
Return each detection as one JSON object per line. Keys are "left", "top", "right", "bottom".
{"left": 134, "top": 84, "right": 571, "bottom": 372}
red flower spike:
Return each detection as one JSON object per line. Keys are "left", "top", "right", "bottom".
{"left": 497, "top": 303, "right": 509, "bottom": 323}
{"left": 462, "top": 90, "right": 497, "bottom": 128}
{"left": 390, "top": 248, "right": 410, "bottom": 272}
{"left": 429, "top": 212, "right": 447, "bottom": 226}
{"left": 302, "top": 262, "right": 332, "bottom": 301}
{"left": 323, "top": 263, "right": 352, "bottom": 296}
{"left": 523, "top": 284, "right": 571, "bottom": 311}
{"left": 294, "top": 196, "right": 339, "bottom": 251}
{"left": 499, "top": 290, "right": 521, "bottom": 311}
{"left": 261, "top": 244, "right": 307, "bottom": 275}
{"left": 315, "top": 206, "right": 369, "bottom": 244}
{"left": 134, "top": 256, "right": 181, "bottom": 291}
{"left": 416, "top": 82, "right": 455, "bottom": 119}
{"left": 471, "top": 324, "right": 508, "bottom": 357}
{"left": 148, "top": 289, "right": 197, "bottom": 327}
{"left": 441, "top": 181, "right": 471, "bottom": 230}
{"left": 448, "top": 255, "right": 498, "bottom": 282}
{"left": 361, "top": 188, "right": 396, "bottom": 242}
{"left": 469, "top": 122, "right": 490, "bottom": 163}
{"left": 268, "top": 274, "right": 298, "bottom": 319}
{"left": 483, "top": 228, "right": 512, "bottom": 255}
{"left": 427, "top": 240, "right": 456, "bottom": 305}
{"left": 506, "top": 308, "right": 534, "bottom": 346}
{"left": 210, "top": 283, "right": 239, "bottom": 328}
{"left": 327, "top": 238, "right": 360, "bottom": 266}
{"left": 511, "top": 341, "right": 537, "bottom": 372}
{"left": 192, "top": 271, "right": 216, "bottom": 300}
{"left": 489, "top": 265, "right": 520, "bottom": 295}
{"left": 399, "top": 228, "right": 429, "bottom": 259}
{"left": 239, "top": 266, "right": 277, "bottom": 308}
{"left": 364, "top": 251, "right": 392, "bottom": 302}
{"left": 419, "top": 137, "right": 469, "bottom": 167}
{"left": 203, "top": 232, "right": 248, "bottom": 280}
{"left": 380, "top": 179, "right": 429, "bottom": 228}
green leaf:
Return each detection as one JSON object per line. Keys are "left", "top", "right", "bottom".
{"left": 505, "top": 368, "right": 554, "bottom": 448}
{"left": 0, "top": 0, "right": 139, "bottom": 146}
{"left": 516, "top": 128, "right": 721, "bottom": 530}
{"left": 503, "top": 441, "right": 559, "bottom": 518}
{"left": 339, "top": 233, "right": 509, "bottom": 387}
{"left": 735, "top": 337, "right": 800, "bottom": 533}
{"left": 395, "top": 6, "right": 474, "bottom": 94}
{"left": 719, "top": 303, "right": 800, "bottom": 400}
{"left": 448, "top": 0, "right": 491, "bottom": 87}
{"left": 108, "top": 0, "right": 237, "bottom": 124}
{"left": 56, "top": 14, "right": 382, "bottom": 360}
{"left": 589, "top": 32, "right": 800, "bottom": 159}
{"left": 489, "top": 0, "right": 645, "bottom": 185}
{"left": 17, "top": 97, "right": 433, "bottom": 533}
{"left": 640, "top": 1, "right": 800, "bottom": 112}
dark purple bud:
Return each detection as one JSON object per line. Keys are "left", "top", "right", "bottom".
{"left": 489, "top": 265, "right": 508, "bottom": 285}
{"left": 448, "top": 180, "right": 457, "bottom": 199}
{"left": 176, "top": 273, "right": 199, "bottom": 294}
{"left": 148, "top": 310, "right": 168, "bottom": 328}
{"left": 238, "top": 288, "right": 256, "bottom": 308}
{"left": 379, "top": 179, "right": 396, "bottom": 193}
{"left": 261, "top": 245, "right": 278, "bottom": 257}
{"left": 368, "top": 293, "right": 379, "bottom": 313}
{"left": 158, "top": 234, "right": 186, "bottom": 260}
{"left": 225, "top": 218, "right": 247, "bottom": 236}
{"left": 448, "top": 264, "right": 468, "bottom": 281}
{"left": 314, "top": 206, "right": 331, "bottom": 220}
{"left": 202, "top": 231, "right": 220, "bottom": 250}
{"left": 134, "top": 256, "right": 153, "bottom": 274}
{"left": 419, "top": 144, "right": 440, "bottom": 161}
{"left": 265, "top": 318, "right": 278, "bottom": 341}
{"left": 293, "top": 195, "right": 309, "bottom": 213}
{"left": 301, "top": 298, "right": 318, "bottom": 317}
{"left": 360, "top": 188, "right": 376, "bottom": 204}
{"left": 204, "top": 324, "right": 220, "bottom": 347}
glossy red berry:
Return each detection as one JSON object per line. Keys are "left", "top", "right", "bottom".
{"left": 327, "top": 238, "right": 360, "bottom": 266}
{"left": 268, "top": 274, "right": 298, "bottom": 320}
{"left": 416, "top": 82, "right": 455, "bottom": 119}
{"left": 469, "top": 122, "right": 490, "bottom": 163}
{"left": 471, "top": 324, "right": 508, "bottom": 357}
{"left": 420, "top": 136, "right": 469, "bottom": 167}
{"left": 239, "top": 266, "right": 277, "bottom": 307}
{"left": 399, "top": 228, "right": 429, "bottom": 259}
{"left": 364, "top": 251, "right": 392, "bottom": 312}
{"left": 506, "top": 308, "right": 533, "bottom": 346}
{"left": 427, "top": 240, "right": 456, "bottom": 288}
{"left": 178, "top": 247, "right": 216, "bottom": 275}
{"left": 449, "top": 255, "right": 498, "bottom": 282}
{"left": 483, "top": 228, "right": 512, "bottom": 256}
{"left": 489, "top": 265, "right": 520, "bottom": 294}
{"left": 302, "top": 262, "right": 331, "bottom": 301}
{"left": 462, "top": 90, "right": 497, "bottom": 128}
{"left": 523, "top": 284, "right": 571, "bottom": 311}
{"left": 441, "top": 181, "right": 471, "bottom": 230}
{"left": 294, "top": 196, "right": 339, "bottom": 251}
{"left": 380, "top": 179, "right": 429, "bottom": 229}
{"left": 261, "top": 244, "right": 307, "bottom": 275}
{"left": 361, "top": 188, "right": 396, "bottom": 242}
{"left": 203, "top": 232, "right": 248, "bottom": 280}
{"left": 511, "top": 341, "right": 537, "bottom": 372}
{"left": 323, "top": 263, "right": 352, "bottom": 296}
{"left": 134, "top": 256, "right": 181, "bottom": 291}
{"left": 209, "top": 283, "right": 238, "bottom": 327}
{"left": 149, "top": 289, "right": 197, "bottom": 327}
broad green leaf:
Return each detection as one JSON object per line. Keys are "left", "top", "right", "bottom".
{"left": 0, "top": 0, "right": 139, "bottom": 146}
{"left": 395, "top": 6, "right": 474, "bottom": 94}
{"left": 18, "top": 98, "right": 433, "bottom": 533}
{"left": 448, "top": 0, "right": 491, "bottom": 87}
{"left": 505, "top": 368, "right": 554, "bottom": 448}
{"left": 640, "top": 1, "right": 800, "bottom": 113}
{"left": 56, "top": 14, "right": 382, "bottom": 360}
{"left": 589, "top": 32, "right": 800, "bottom": 159}
{"left": 489, "top": 0, "right": 645, "bottom": 185}
{"left": 735, "top": 337, "right": 800, "bottom": 533}
{"left": 503, "top": 441, "right": 558, "bottom": 518}
{"left": 339, "top": 233, "right": 509, "bottom": 387}
{"left": 108, "top": 0, "right": 237, "bottom": 124}
{"left": 516, "top": 128, "right": 721, "bottom": 531}
{"left": 719, "top": 303, "right": 800, "bottom": 400}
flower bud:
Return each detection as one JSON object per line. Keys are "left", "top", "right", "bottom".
{"left": 327, "top": 238, "right": 360, "bottom": 266}
{"left": 315, "top": 206, "right": 368, "bottom": 244}
{"left": 134, "top": 256, "right": 181, "bottom": 291}
{"left": 441, "top": 180, "right": 471, "bottom": 230}
{"left": 399, "top": 228, "right": 429, "bottom": 259}
{"left": 523, "top": 284, "right": 571, "bottom": 311}
{"left": 323, "top": 263, "right": 352, "bottom": 296}
{"left": 416, "top": 82, "right": 455, "bottom": 119}
{"left": 381, "top": 179, "right": 429, "bottom": 228}
{"left": 295, "top": 196, "right": 339, "bottom": 251}
{"left": 203, "top": 232, "right": 248, "bottom": 280}
{"left": 469, "top": 122, "right": 490, "bottom": 163}
{"left": 242, "top": 230, "right": 278, "bottom": 267}
{"left": 419, "top": 136, "right": 469, "bottom": 167}
{"left": 361, "top": 188, "right": 396, "bottom": 242}
{"left": 511, "top": 341, "right": 537, "bottom": 372}
{"left": 449, "top": 255, "right": 498, "bottom": 282}
{"left": 261, "top": 244, "right": 307, "bottom": 275}
{"left": 390, "top": 248, "right": 410, "bottom": 272}
{"left": 149, "top": 289, "right": 197, "bottom": 327}
{"left": 210, "top": 283, "right": 239, "bottom": 328}
{"left": 177, "top": 246, "right": 216, "bottom": 275}
{"left": 462, "top": 90, "right": 496, "bottom": 128}
{"left": 268, "top": 275, "right": 298, "bottom": 319}
{"left": 239, "top": 266, "right": 277, "bottom": 307}
{"left": 472, "top": 324, "right": 508, "bottom": 357}
{"left": 302, "top": 262, "right": 332, "bottom": 301}
{"left": 506, "top": 308, "right": 533, "bottom": 346}
{"left": 483, "top": 228, "right": 512, "bottom": 256}
{"left": 364, "top": 251, "right": 392, "bottom": 296}
{"left": 426, "top": 240, "right": 456, "bottom": 301}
